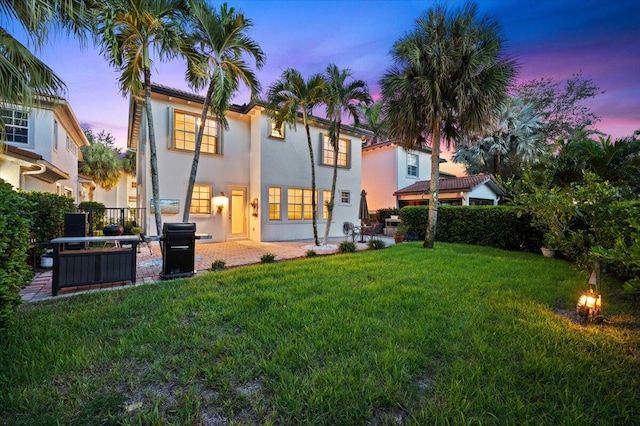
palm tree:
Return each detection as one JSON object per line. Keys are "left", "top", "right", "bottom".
{"left": 181, "top": 0, "right": 264, "bottom": 222}
{"left": 453, "top": 96, "right": 544, "bottom": 179}
{"left": 381, "top": 2, "right": 516, "bottom": 248}
{"left": 0, "top": 0, "right": 89, "bottom": 142}
{"left": 78, "top": 142, "right": 123, "bottom": 190}
{"left": 322, "top": 63, "right": 372, "bottom": 245}
{"left": 359, "top": 100, "right": 388, "bottom": 146}
{"left": 267, "top": 69, "right": 327, "bottom": 246}
{"left": 94, "top": 0, "right": 189, "bottom": 236}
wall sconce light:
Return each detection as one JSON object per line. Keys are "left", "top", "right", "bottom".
{"left": 250, "top": 198, "right": 259, "bottom": 217}
{"left": 576, "top": 267, "right": 603, "bottom": 323}
{"left": 213, "top": 191, "right": 228, "bottom": 215}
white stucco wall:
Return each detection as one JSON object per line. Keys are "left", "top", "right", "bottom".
{"left": 362, "top": 145, "right": 397, "bottom": 210}
{"left": 468, "top": 183, "right": 500, "bottom": 204}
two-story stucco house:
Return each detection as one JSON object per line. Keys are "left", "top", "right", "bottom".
{"left": 0, "top": 97, "right": 89, "bottom": 199}
{"left": 127, "top": 84, "right": 371, "bottom": 242}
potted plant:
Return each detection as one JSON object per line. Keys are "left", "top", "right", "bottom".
{"left": 394, "top": 222, "right": 409, "bottom": 243}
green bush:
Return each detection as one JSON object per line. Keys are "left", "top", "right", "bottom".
{"left": 261, "top": 253, "right": 276, "bottom": 263}
{"left": 399, "top": 205, "right": 542, "bottom": 252}
{"left": 306, "top": 249, "right": 317, "bottom": 257}
{"left": 78, "top": 201, "right": 106, "bottom": 234}
{"left": 211, "top": 259, "right": 226, "bottom": 271}
{"left": 367, "top": 239, "right": 386, "bottom": 250}
{"left": 0, "top": 180, "right": 33, "bottom": 332}
{"left": 21, "top": 191, "right": 76, "bottom": 250}
{"left": 338, "top": 241, "right": 356, "bottom": 253}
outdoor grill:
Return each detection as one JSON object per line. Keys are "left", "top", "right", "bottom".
{"left": 160, "top": 222, "right": 197, "bottom": 280}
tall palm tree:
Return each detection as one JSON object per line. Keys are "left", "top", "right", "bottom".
{"left": 0, "top": 0, "right": 89, "bottom": 142}
{"left": 267, "top": 69, "right": 326, "bottom": 246}
{"left": 322, "top": 63, "right": 371, "bottom": 245}
{"left": 453, "top": 96, "right": 544, "bottom": 179}
{"left": 181, "top": 0, "right": 264, "bottom": 222}
{"left": 381, "top": 2, "right": 516, "bottom": 248}
{"left": 94, "top": 0, "right": 189, "bottom": 236}
{"left": 359, "top": 100, "right": 388, "bottom": 146}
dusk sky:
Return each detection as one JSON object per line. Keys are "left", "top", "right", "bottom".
{"left": 18, "top": 0, "right": 640, "bottom": 150}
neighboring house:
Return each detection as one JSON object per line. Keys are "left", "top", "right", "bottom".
{"left": 78, "top": 173, "right": 136, "bottom": 209}
{"left": 0, "top": 97, "right": 89, "bottom": 200}
{"left": 127, "top": 84, "right": 371, "bottom": 242}
{"left": 361, "top": 140, "right": 452, "bottom": 211}
{"left": 394, "top": 174, "right": 505, "bottom": 207}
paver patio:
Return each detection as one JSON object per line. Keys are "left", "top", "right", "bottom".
{"left": 21, "top": 237, "right": 394, "bottom": 303}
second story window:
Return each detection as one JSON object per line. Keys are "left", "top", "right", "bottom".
{"left": 174, "top": 111, "right": 219, "bottom": 154}
{"left": 1, "top": 108, "right": 28, "bottom": 144}
{"left": 269, "top": 121, "right": 285, "bottom": 139}
{"left": 66, "top": 136, "right": 77, "bottom": 155}
{"left": 321, "top": 134, "right": 350, "bottom": 168}
{"left": 53, "top": 120, "right": 58, "bottom": 150}
{"left": 407, "top": 153, "right": 418, "bottom": 177}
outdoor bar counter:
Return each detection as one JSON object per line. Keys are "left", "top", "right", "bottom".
{"left": 50, "top": 235, "right": 140, "bottom": 296}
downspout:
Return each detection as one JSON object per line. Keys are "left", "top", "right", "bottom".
{"left": 21, "top": 161, "right": 46, "bottom": 189}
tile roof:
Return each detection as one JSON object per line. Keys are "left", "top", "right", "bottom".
{"left": 394, "top": 174, "right": 505, "bottom": 195}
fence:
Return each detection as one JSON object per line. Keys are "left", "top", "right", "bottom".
{"left": 79, "top": 207, "right": 147, "bottom": 236}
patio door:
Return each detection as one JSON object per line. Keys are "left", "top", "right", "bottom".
{"left": 229, "top": 186, "right": 247, "bottom": 239}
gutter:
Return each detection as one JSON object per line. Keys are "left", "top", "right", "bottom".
{"left": 21, "top": 161, "right": 46, "bottom": 189}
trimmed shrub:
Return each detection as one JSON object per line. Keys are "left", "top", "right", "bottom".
{"left": 261, "top": 253, "right": 276, "bottom": 263}
{"left": 306, "top": 249, "right": 317, "bottom": 257}
{"left": 367, "top": 239, "right": 386, "bottom": 250}
{"left": 399, "top": 205, "right": 542, "bottom": 252}
{"left": 338, "top": 241, "right": 356, "bottom": 253}
{"left": 0, "top": 180, "right": 33, "bottom": 332}
{"left": 21, "top": 191, "right": 76, "bottom": 250}
{"left": 211, "top": 259, "right": 226, "bottom": 271}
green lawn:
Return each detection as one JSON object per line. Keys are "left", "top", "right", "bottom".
{"left": 1, "top": 243, "right": 639, "bottom": 425}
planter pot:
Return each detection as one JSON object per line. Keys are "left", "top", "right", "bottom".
{"left": 40, "top": 255, "right": 53, "bottom": 268}
{"left": 541, "top": 247, "right": 557, "bottom": 258}
{"left": 394, "top": 235, "right": 404, "bottom": 244}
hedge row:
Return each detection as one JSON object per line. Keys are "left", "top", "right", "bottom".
{"left": 398, "top": 205, "right": 543, "bottom": 252}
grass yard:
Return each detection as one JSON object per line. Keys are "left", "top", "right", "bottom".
{"left": 1, "top": 242, "right": 639, "bottom": 425}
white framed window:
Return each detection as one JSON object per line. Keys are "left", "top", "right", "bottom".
{"left": 287, "top": 188, "right": 317, "bottom": 220}
{"left": 269, "top": 121, "right": 285, "bottom": 139}
{"left": 1, "top": 108, "right": 28, "bottom": 144}
{"left": 340, "top": 190, "right": 350, "bottom": 204}
{"left": 64, "top": 186, "right": 73, "bottom": 198}
{"left": 174, "top": 111, "right": 219, "bottom": 154}
{"left": 190, "top": 184, "right": 211, "bottom": 214}
{"left": 322, "top": 190, "right": 331, "bottom": 219}
{"left": 66, "top": 135, "right": 77, "bottom": 155}
{"left": 407, "top": 153, "right": 418, "bottom": 177}
{"left": 268, "top": 187, "right": 281, "bottom": 220}
{"left": 321, "top": 134, "right": 350, "bottom": 168}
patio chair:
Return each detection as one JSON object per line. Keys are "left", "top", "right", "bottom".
{"left": 361, "top": 222, "right": 384, "bottom": 241}
{"left": 342, "top": 221, "right": 357, "bottom": 242}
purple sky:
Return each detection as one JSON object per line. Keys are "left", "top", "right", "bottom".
{"left": 27, "top": 0, "right": 640, "bottom": 149}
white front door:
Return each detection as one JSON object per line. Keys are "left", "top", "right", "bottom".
{"left": 230, "top": 186, "right": 247, "bottom": 239}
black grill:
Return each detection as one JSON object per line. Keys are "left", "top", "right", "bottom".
{"left": 161, "top": 222, "right": 196, "bottom": 279}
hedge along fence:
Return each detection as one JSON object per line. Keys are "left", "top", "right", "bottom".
{"left": 0, "top": 180, "right": 33, "bottom": 332}
{"left": 398, "top": 205, "right": 543, "bottom": 252}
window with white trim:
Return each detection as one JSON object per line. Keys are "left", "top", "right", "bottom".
{"left": 269, "top": 121, "right": 284, "bottom": 139}
{"left": 321, "top": 134, "right": 349, "bottom": 167}
{"left": 340, "top": 190, "right": 350, "bottom": 204}
{"left": 1, "top": 108, "right": 28, "bottom": 144}
{"left": 407, "top": 153, "right": 418, "bottom": 177}
{"left": 268, "top": 187, "right": 281, "bottom": 220}
{"left": 190, "top": 184, "right": 211, "bottom": 214}
{"left": 288, "top": 188, "right": 317, "bottom": 220}
{"left": 322, "top": 190, "right": 331, "bottom": 219}
{"left": 66, "top": 135, "right": 77, "bottom": 155}
{"left": 174, "top": 111, "right": 219, "bottom": 154}
{"left": 53, "top": 120, "right": 58, "bottom": 150}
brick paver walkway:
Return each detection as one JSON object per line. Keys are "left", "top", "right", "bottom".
{"left": 21, "top": 237, "right": 393, "bottom": 303}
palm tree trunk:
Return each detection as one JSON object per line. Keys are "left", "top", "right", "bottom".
{"left": 322, "top": 122, "right": 341, "bottom": 245}
{"left": 182, "top": 83, "right": 215, "bottom": 222}
{"left": 424, "top": 120, "right": 440, "bottom": 249}
{"left": 303, "top": 110, "right": 319, "bottom": 246}
{"left": 144, "top": 67, "right": 162, "bottom": 238}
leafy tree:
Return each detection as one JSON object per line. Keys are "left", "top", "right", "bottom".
{"left": 83, "top": 126, "right": 119, "bottom": 152}
{"left": 181, "top": 0, "right": 264, "bottom": 222}
{"left": 514, "top": 72, "right": 603, "bottom": 144}
{"left": 381, "top": 2, "right": 516, "bottom": 248}
{"left": 550, "top": 130, "right": 640, "bottom": 196}
{"left": 94, "top": 0, "right": 190, "bottom": 236}
{"left": 267, "top": 69, "right": 327, "bottom": 246}
{"left": 453, "top": 96, "right": 546, "bottom": 179}
{"left": 0, "top": 0, "right": 90, "bottom": 142}
{"left": 359, "top": 100, "right": 388, "bottom": 146}
{"left": 322, "top": 63, "right": 372, "bottom": 245}
{"left": 78, "top": 142, "right": 122, "bottom": 190}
